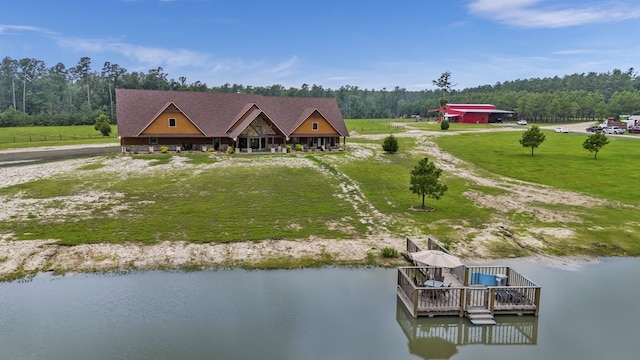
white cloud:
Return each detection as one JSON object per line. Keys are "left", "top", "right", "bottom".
{"left": 468, "top": 0, "right": 640, "bottom": 28}
{"left": 263, "top": 56, "right": 298, "bottom": 75}
{"left": 0, "top": 24, "right": 56, "bottom": 35}
{"left": 54, "top": 35, "right": 212, "bottom": 68}
{"left": 552, "top": 49, "right": 591, "bottom": 55}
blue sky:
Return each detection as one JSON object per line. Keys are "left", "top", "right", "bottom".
{"left": 1, "top": 0, "right": 640, "bottom": 91}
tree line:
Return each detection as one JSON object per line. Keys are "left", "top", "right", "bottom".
{"left": 1, "top": 55, "right": 640, "bottom": 127}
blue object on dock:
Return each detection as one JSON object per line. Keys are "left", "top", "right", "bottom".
{"left": 471, "top": 273, "right": 497, "bottom": 286}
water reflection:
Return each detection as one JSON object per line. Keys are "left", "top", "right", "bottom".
{"left": 396, "top": 301, "right": 538, "bottom": 359}
{"left": 2, "top": 258, "right": 639, "bottom": 360}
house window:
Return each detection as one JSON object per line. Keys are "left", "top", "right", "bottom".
{"left": 312, "top": 122, "right": 318, "bottom": 131}
{"left": 150, "top": 137, "right": 158, "bottom": 145}
{"left": 169, "top": 118, "right": 176, "bottom": 127}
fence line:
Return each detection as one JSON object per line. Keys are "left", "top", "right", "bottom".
{"left": 0, "top": 134, "right": 116, "bottom": 144}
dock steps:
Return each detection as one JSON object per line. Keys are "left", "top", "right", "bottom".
{"left": 466, "top": 308, "right": 496, "bottom": 325}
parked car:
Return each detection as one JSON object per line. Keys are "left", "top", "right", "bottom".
{"left": 604, "top": 126, "right": 625, "bottom": 135}
{"left": 555, "top": 127, "right": 569, "bottom": 133}
{"left": 628, "top": 126, "right": 640, "bottom": 134}
{"left": 586, "top": 125, "right": 603, "bottom": 132}
{"left": 517, "top": 119, "right": 528, "bottom": 125}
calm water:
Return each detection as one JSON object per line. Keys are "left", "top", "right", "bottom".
{"left": 0, "top": 257, "right": 637, "bottom": 360}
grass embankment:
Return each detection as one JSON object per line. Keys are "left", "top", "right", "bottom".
{"left": 0, "top": 125, "right": 118, "bottom": 150}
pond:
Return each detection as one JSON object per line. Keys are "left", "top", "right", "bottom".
{"left": 0, "top": 257, "right": 637, "bottom": 359}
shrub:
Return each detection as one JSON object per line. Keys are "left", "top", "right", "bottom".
{"left": 207, "top": 147, "right": 214, "bottom": 152}
{"left": 380, "top": 247, "right": 398, "bottom": 258}
{"left": 285, "top": 145, "right": 292, "bottom": 153}
{"left": 295, "top": 144, "right": 304, "bottom": 151}
{"left": 226, "top": 146, "right": 234, "bottom": 154}
{"left": 94, "top": 113, "right": 110, "bottom": 131}
{"left": 160, "top": 146, "right": 169, "bottom": 153}
{"left": 440, "top": 119, "right": 450, "bottom": 130}
{"left": 382, "top": 134, "right": 399, "bottom": 154}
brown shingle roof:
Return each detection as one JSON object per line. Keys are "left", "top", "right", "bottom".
{"left": 115, "top": 89, "right": 348, "bottom": 138}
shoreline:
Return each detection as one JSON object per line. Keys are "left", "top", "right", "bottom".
{"left": 1, "top": 236, "right": 603, "bottom": 281}
{"left": 0, "top": 235, "right": 410, "bottom": 281}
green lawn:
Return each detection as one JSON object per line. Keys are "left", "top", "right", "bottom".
{"left": 0, "top": 125, "right": 118, "bottom": 150}
{"left": 0, "top": 155, "right": 365, "bottom": 245}
{"left": 433, "top": 130, "right": 640, "bottom": 257}
{"left": 433, "top": 130, "right": 640, "bottom": 204}
{"left": 344, "top": 118, "right": 497, "bottom": 134}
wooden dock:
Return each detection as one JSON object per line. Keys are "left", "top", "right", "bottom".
{"left": 397, "top": 237, "right": 541, "bottom": 323}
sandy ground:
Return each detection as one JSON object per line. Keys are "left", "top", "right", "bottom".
{"left": 0, "top": 122, "right": 606, "bottom": 279}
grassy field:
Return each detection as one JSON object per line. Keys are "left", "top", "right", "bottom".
{"left": 432, "top": 128, "right": 640, "bottom": 256}
{"left": 0, "top": 125, "right": 118, "bottom": 150}
{"left": 433, "top": 129, "right": 640, "bottom": 204}
{"left": 0, "top": 154, "right": 367, "bottom": 245}
{"left": 2, "top": 122, "right": 639, "bottom": 268}
{"left": 344, "top": 118, "right": 497, "bottom": 134}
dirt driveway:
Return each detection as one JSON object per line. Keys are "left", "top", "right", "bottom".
{"left": 0, "top": 143, "right": 119, "bottom": 166}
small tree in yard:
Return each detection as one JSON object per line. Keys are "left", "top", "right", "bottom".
{"left": 519, "top": 125, "right": 546, "bottom": 156}
{"left": 94, "top": 113, "right": 109, "bottom": 131}
{"left": 583, "top": 132, "right": 609, "bottom": 159}
{"left": 382, "top": 134, "right": 399, "bottom": 153}
{"left": 94, "top": 113, "right": 112, "bottom": 136}
{"left": 99, "top": 120, "right": 112, "bottom": 136}
{"left": 409, "top": 157, "right": 448, "bottom": 210}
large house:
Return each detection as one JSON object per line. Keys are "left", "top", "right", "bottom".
{"left": 115, "top": 89, "right": 349, "bottom": 153}
{"left": 430, "top": 104, "right": 515, "bottom": 124}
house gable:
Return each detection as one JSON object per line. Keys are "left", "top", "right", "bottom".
{"left": 139, "top": 103, "right": 205, "bottom": 136}
{"left": 291, "top": 109, "right": 340, "bottom": 136}
{"left": 226, "top": 104, "right": 286, "bottom": 140}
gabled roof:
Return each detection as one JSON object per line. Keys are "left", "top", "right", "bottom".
{"left": 290, "top": 108, "right": 341, "bottom": 135}
{"left": 116, "top": 89, "right": 348, "bottom": 138}
{"left": 226, "top": 103, "right": 260, "bottom": 133}
{"left": 226, "top": 107, "right": 284, "bottom": 140}
{"left": 137, "top": 102, "right": 206, "bottom": 136}
{"left": 447, "top": 109, "right": 514, "bottom": 114}
{"left": 429, "top": 103, "right": 514, "bottom": 115}
{"left": 447, "top": 104, "right": 496, "bottom": 108}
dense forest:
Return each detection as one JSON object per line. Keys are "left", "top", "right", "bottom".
{"left": 1, "top": 56, "right": 640, "bottom": 127}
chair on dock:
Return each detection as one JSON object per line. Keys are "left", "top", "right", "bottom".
{"left": 438, "top": 283, "right": 452, "bottom": 297}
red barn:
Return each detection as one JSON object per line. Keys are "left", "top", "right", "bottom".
{"left": 431, "top": 104, "right": 515, "bottom": 124}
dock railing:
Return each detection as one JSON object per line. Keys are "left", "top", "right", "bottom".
{"left": 399, "top": 237, "right": 541, "bottom": 318}
{"left": 397, "top": 266, "right": 540, "bottom": 318}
